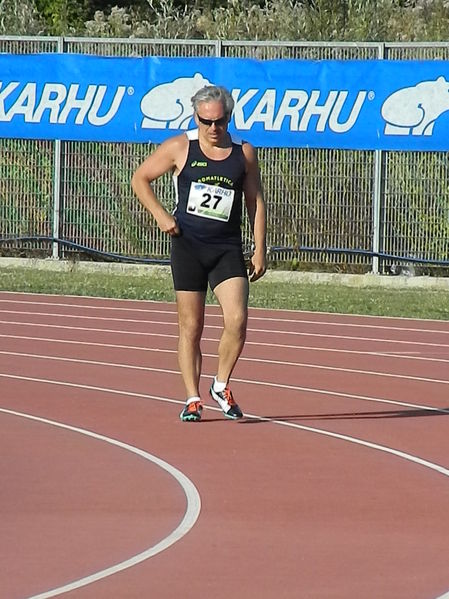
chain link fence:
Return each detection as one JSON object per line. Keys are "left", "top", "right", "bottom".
{"left": 1, "top": 37, "right": 449, "bottom": 274}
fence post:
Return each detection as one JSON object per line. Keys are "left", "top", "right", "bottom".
{"left": 51, "top": 138, "right": 62, "bottom": 259}
{"left": 371, "top": 42, "right": 386, "bottom": 274}
{"left": 51, "top": 37, "right": 64, "bottom": 259}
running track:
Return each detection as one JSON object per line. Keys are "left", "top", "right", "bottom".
{"left": 0, "top": 291, "right": 448, "bottom": 599}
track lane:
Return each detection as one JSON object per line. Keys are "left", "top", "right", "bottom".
{"left": 1, "top": 291, "right": 448, "bottom": 598}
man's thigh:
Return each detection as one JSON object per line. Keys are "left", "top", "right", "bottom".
{"left": 213, "top": 276, "right": 249, "bottom": 326}
{"left": 208, "top": 246, "right": 247, "bottom": 291}
{"left": 170, "top": 237, "right": 208, "bottom": 292}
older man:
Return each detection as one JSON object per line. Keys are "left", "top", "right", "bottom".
{"left": 132, "top": 85, "right": 266, "bottom": 422}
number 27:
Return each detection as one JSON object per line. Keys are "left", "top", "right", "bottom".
{"left": 200, "top": 193, "right": 221, "bottom": 210}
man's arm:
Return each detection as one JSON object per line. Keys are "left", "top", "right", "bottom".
{"left": 131, "top": 135, "right": 187, "bottom": 236}
{"left": 242, "top": 142, "right": 267, "bottom": 282}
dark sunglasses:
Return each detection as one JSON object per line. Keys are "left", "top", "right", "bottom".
{"left": 196, "top": 113, "right": 229, "bottom": 127}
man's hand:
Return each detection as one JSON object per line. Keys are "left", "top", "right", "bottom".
{"left": 248, "top": 250, "right": 267, "bottom": 282}
{"left": 157, "top": 213, "right": 180, "bottom": 237}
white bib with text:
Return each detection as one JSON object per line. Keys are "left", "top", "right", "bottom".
{"left": 187, "top": 182, "right": 235, "bottom": 222}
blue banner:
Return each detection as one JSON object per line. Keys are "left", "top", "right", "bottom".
{"left": 1, "top": 53, "right": 449, "bottom": 150}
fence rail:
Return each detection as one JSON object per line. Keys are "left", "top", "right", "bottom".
{"left": 1, "top": 36, "right": 449, "bottom": 275}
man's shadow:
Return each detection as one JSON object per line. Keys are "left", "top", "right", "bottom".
{"left": 237, "top": 407, "right": 449, "bottom": 424}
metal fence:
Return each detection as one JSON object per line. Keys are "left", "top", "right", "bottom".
{"left": 1, "top": 36, "right": 449, "bottom": 274}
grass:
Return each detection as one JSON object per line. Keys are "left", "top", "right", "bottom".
{"left": 1, "top": 264, "right": 448, "bottom": 320}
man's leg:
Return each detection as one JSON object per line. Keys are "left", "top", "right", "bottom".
{"left": 208, "top": 276, "right": 248, "bottom": 419}
{"left": 213, "top": 276, "right": 249, "bottom": 384}
{"left": 176, "top": 290, "right": 206, "bottom": 399}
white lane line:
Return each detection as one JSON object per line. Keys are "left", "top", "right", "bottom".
{"left": 0, "top": 310, "right": 179, "bottom": 326}
{"left": 2, "top": 307, "right": 449, "bottom": 338}
{"left": 2, "top": 349, "right": 449, "bottom": 388}
{"left": 0, "top": 320, "right": 180, "bottom": 339}
{"left": 1, "top": 370, "right": 448, "bottom": 419}
{"left": 1, "top": 377, "right": 448, "bottom": 479}
{"left": 2, "top": 332, "right": 449, "bottom": 365}
{"left": 3, "top": 309, "right": 449, "bottom": 344}
{"left": 2, "top": 291, "right": 448, "bottom": 325}
{"left": 0, "top": 298, "right": 179, "bottom": 314}
{"left": 242, "top": 412, "right": 449, "bottom": 477}
{"left": 1, "top": 297, "right": 449, "bottom": 334}
{"left": 2, "top": 319, "right": 449, "bottom": 350}
{"left": 1, "top": 378, "right": 449, "bottom": 484}
{"left": 241, "top": 414, "right": 449, "bottom": 599}
{"left": 0, "top": 407, "right": 201, "bottom": 599}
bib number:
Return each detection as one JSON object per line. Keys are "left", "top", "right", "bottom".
{"left": 187, "top": 182, "right": 235, "bottom": 222}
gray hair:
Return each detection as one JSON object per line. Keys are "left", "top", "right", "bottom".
{"left": 191, "top": 85, "right": 234, "bottom": 117}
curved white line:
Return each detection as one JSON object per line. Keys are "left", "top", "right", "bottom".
{"left": 242, "top": 411, "right": 449, "bottom": 477}
{"left": 244, "top": 412, "right": 449, "bottom": 599}
{"left": 0, "top": 408, "right": 201, "bottom": 599}
{"left": 0, "top": 375, "right": 448, "bottom": 476}
{"left": 1, "top": 371, "right": 448, "bottom": 417}
{"left": 1, "top": 376, "right": 448, "bottom": 596}
{"left": 2, "top": 379, "right": 447, "bottom": 479}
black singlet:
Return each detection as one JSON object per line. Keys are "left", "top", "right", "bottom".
{"left": 173, "top": 129, "right": 246, "bottom": 247}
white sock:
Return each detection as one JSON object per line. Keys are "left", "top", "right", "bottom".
{"left": 186, "top": 396, "right": 201, "bottom": 405}
{"left": 213, "top": 377, "right": 227, "bottom": 392}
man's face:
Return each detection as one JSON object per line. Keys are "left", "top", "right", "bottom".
{"left": 194, "top": 100, "right": 229, "bottom": 143}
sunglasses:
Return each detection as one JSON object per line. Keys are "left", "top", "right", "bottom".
{"left": 196, "top": 113, "right": 229, "bottom": 127}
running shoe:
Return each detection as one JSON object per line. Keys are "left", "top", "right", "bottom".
{"left": 209, "top": 385, "right": 243, "bottom": 419}
{"left": 179, "top": 400, "right": 203, "bottom": 422}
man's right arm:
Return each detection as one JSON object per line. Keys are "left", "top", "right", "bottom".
{"left": 131, "top": 135, "right": 185, "bottom": 236}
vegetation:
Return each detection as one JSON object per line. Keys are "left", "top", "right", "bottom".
{"left": 1, "top": 263, "right": 448, "bottom": 319}
{"left": 2, "top": 0, "right": 449, "bottom": 41}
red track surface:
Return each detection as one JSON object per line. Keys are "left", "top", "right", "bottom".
{"left": 0, "top": 291, "right": 448, "bottom": 599}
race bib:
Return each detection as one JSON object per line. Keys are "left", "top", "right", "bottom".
{"left": 187, "top": 182, "right": 235, "bottom": 222}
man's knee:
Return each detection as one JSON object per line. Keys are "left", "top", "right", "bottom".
{"left": 223, "top": 308, "right": 247, "bottom": 338}
{"left": 178, "top": 314, "right": 204, "bottom": 340}
{"left": 176, "top": 291, "right": 206, "bottom": 340}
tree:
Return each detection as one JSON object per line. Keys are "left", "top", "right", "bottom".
{"left": 34, "top": 0, "right": 89, "bottom": 34}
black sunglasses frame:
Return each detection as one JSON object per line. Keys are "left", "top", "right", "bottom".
{"left": 196, "top": 113, "right": 229, "bottom": 127}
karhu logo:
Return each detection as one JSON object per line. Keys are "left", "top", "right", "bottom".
{"left": 0, "top": 82, "right": 125, "bottom": 125}
{"left": 191, "top": 160, "right": 207, "bottom": 167}
{"left": 381, "top": 76, "right": 449, "bottom": 136}
{"left": 140, "top": 73, "right": 212, "bottom": 130}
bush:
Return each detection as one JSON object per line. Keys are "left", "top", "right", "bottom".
{"left": 4, "top": 0, "right": 449, "bottom": 42}
{"left": 0, "top": 0, "right": 44, "bottom": 34}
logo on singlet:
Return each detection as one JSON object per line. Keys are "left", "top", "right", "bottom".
{"left": 191, "top": 160, "right": 208, "bottom": 167}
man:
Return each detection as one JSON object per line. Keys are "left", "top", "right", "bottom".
{"left": 132, "top": 85, "right": 266, "bottom": 422}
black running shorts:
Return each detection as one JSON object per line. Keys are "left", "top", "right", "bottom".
{"left": 170, "top": 235, "right": 247, "bottom": 292}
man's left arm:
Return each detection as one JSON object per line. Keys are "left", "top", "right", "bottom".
{"left": 242, "top": 143, "right": 267, "bottom": 282}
